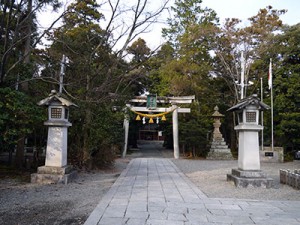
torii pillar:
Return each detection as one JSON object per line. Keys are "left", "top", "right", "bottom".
{"left": 172, "top": 105, "right": 179, "bottom": 159}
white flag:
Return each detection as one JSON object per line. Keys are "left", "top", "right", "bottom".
{"left": 268, "top": 59, "right": 272, "bottom": 90}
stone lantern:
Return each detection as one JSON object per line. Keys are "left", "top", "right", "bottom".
{"left": 227, "top": 95, "right": 273, "bottom": 188}
{"left": 207, "top": 106, "right": 233, "bottom": 160}
{"left": 31, "top": 90, "right": 77, "bottom": 184}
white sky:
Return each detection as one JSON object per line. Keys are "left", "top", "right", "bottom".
{"left": 202, "top": 0, "right": 300, "bottom": 26}
{"left": 142, "top": 0, "right": 300, "bottom": 49}
{"left": 38, "top": 0, "right": 300, "bottom": 50}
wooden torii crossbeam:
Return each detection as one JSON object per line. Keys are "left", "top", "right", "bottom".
{"left": 123, "top": 95, "right": 195, "bottom": 159}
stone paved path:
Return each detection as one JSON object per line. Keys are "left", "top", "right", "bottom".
{"left": 84, "top": 158, "right": 300, "bottom": 225}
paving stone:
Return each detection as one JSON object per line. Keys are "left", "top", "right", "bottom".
{"left": 146, "top": 219, "right": 185, "bottom": 225}
{"left": 205, "top": 203, "right": 242, "bottom": 210}
{"left": 102, "top": 207, "right": 126, "bottom": 218}
{"left": 98, "top": 217, "right": 125, "bottom": 225}
{"left": 148, "top": 205, "right": 166, "bottom": 213}
{"left": 251, "top": 216, "right": 300, "bottom": 225}
{"left": 148, "top": 211, "right": 167, "bottom": 220}
{"left": 207, "top": 215, "right": 254, "bottom": 224}
{"left": 127, "top": 201, "right": 148, "bottom": 212}
{"left": 164, "top": 205, "right": 188, "bottom": 214}
{"left": 84, "top": 158, "right": 300, "bottom": 225}
{"left": 125, "top": 218, "right": 146, "bottom": 225}
{"left": 185, "top": 213, "right": 208, "bottom": 223}
{"left": 184, "top": 202, "right": 206, "bottom": 210}
{"left": 208, "top": 209, "right": 226, "bottom": 215}
{"left": 125, "top": 210, "right": 149, "bottom": 219}
{"left": 185, "top": 223, "right": 230, "bottom": 225}
{"left": 167, "top": 212, "right": 187, "bottom": 221}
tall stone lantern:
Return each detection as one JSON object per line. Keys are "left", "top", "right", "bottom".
{"left": 31, "top": 90, "right": 77, "bottom": 184}
{"left": 227, "top": 95, "right": 273, "bottom": 188}
{"left": 207, "top": 106, "right": 233, "bottom": 160}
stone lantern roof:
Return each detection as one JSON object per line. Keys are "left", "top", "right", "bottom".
{"left": 227, "top": 94, "right": 270, "bottom": 112}
{"left": 212, "top": 106, "right": 224, "bottom": 118}
{"left": 38, "top": 90, "right": 77, "bottom": 107}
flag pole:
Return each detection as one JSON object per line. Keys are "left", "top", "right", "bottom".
{"left": 59, "top": 54, "right": 66, "bottom": 94}
{"left": 269, "top": 58, "right": 274, "bottom": 151}
{"left": 261, "top": 77, "right": 264, "bottom": 151}
{"left": 240, "top": 51, "right": 245, "bottom": 99}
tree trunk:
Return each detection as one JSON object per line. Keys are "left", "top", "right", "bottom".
{"left": 21, "top": 0, "right": 32, "bottom": 90}
{"left": 82, "top": 72, "right": 92, "bottom": 168}
{"left": 15, "top": 0, "right": 33, "bottom": 168}
{"left": 15, "top": 137, "right": 25, "bottom": 169}
{"left": 83, "top": 107, "right": 92, "bottom": 166}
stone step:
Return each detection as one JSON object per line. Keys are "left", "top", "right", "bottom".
{"left": 210, "top": 148, "right": 231, "bottom": 152}
{"left": 207, "top": 151, "right": 234, "bottom": 160}
{"left": 211, "top": 145, "right": 229, "bottom": 149}
{"left": 231, "top": 169, "right": 267, "bottom": 178}
{"left": 227, "top": 173, "right": 273, "bottom": 188}
{"left": 31, "top": 170, "right": 77, "bottom": 184}
{"left": 37, "top": 165, "right": 73, "bottom": 175}
{"left": 211, "top": 141, "right": 226, "bottom": 145}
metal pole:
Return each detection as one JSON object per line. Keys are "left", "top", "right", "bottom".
{"left": 240, "top": 51, "right": 245, "bottom": 99}
{"left": 260, "top": 77, "right": 264, "bottom": 151}
{"left": 59, "top": 55, "right": 66, "bottom": 94}
{"left": 270, "top": 79, "right": 274, "bottom": 151}
{"left": 270, "top": 58, "right": 274, "bottom": 151}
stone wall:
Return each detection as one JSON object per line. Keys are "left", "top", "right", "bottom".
{"left": 280, "top": 169, "right": 300, "bottom": 189}
{"left": 260, "top": 147, "right": 284, "bottom": 163}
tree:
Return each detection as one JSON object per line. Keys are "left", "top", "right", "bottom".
{"left": 127, "top": 38, "right": 150, "bottom": 63}
{"left": 152, "top": 0, "right": 219, "bottom": 156}
{"left": 0, "top": 0, "right": 62, "bottom": 87}
{"left": 271, "top": 24, "right": 300, "bottom": 154}
{"left": 212, "top": 6, "right": 287, "bottom": 104}
{"left": 102, "top": 0, "right": 171, "bottom": 57}
{"left": 37, "top": 0, "right": 173, "bottom": 167}
{"left": 126, "top": 38, "right": 151, "bottom": 95}
{"left": 0, "top": 1, "right": 64, "bottom": 168}
{"left": 162, "top": 0, "right": 218, "bottom": 52}
{"left": 210, "top": 6, "right": 287, "bottom": 153}
{"left": 44, "top": 0, "right": 122, "bottom": 167}
{"left": 0, "top": 87, "right": 44, "bottom": 166}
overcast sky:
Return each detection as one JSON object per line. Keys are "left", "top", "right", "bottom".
{"left": 202, "top": 0, "right": 300, "bottom": 26}
{"left": 143, "top": 0, "right": 300, "bottom": 49}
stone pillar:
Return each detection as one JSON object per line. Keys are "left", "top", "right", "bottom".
{"left": 45, "top": 126, "right": 69, "bottom": 167}
{"left": 122, "top": 117, "right": 129, "bottom": 158}
{"left": 172, "top": 106, "right": 179, "bottom": 159}
{"left": 236, "top": 125, "right": 261, "bottom": 170}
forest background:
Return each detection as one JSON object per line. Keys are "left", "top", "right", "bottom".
{"left": 1, "top": 0, "right": 300, "bottom": 170}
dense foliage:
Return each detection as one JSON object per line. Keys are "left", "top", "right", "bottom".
{"left": 0, "top": 0, "right": 299, "bottom": 169}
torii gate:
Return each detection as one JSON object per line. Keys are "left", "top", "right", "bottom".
{"left": 123, "top": 95, "right": 195, "bottom": 159}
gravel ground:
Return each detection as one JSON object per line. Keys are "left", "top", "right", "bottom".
{"left": 0, "top": 158, "right": 130, "bottom": 225}
{"left": 172, "top": 159, "right": 300, "bottom": 201}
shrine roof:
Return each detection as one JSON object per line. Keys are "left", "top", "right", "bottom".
{"left": 227, "top": 95, "right": 270, "bottom": 112}
{"left": 38, "top": 90, "right": 78, "bottom": 107}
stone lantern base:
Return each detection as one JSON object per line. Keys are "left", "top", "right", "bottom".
{"left": 207, "top": 138, "right": 234, "bottom": 160}
{"left": 31, "top": 165, "right": 77, "bottom": 184}
{"left": 227, "top": 169, "right": 273, "bottom": 188}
